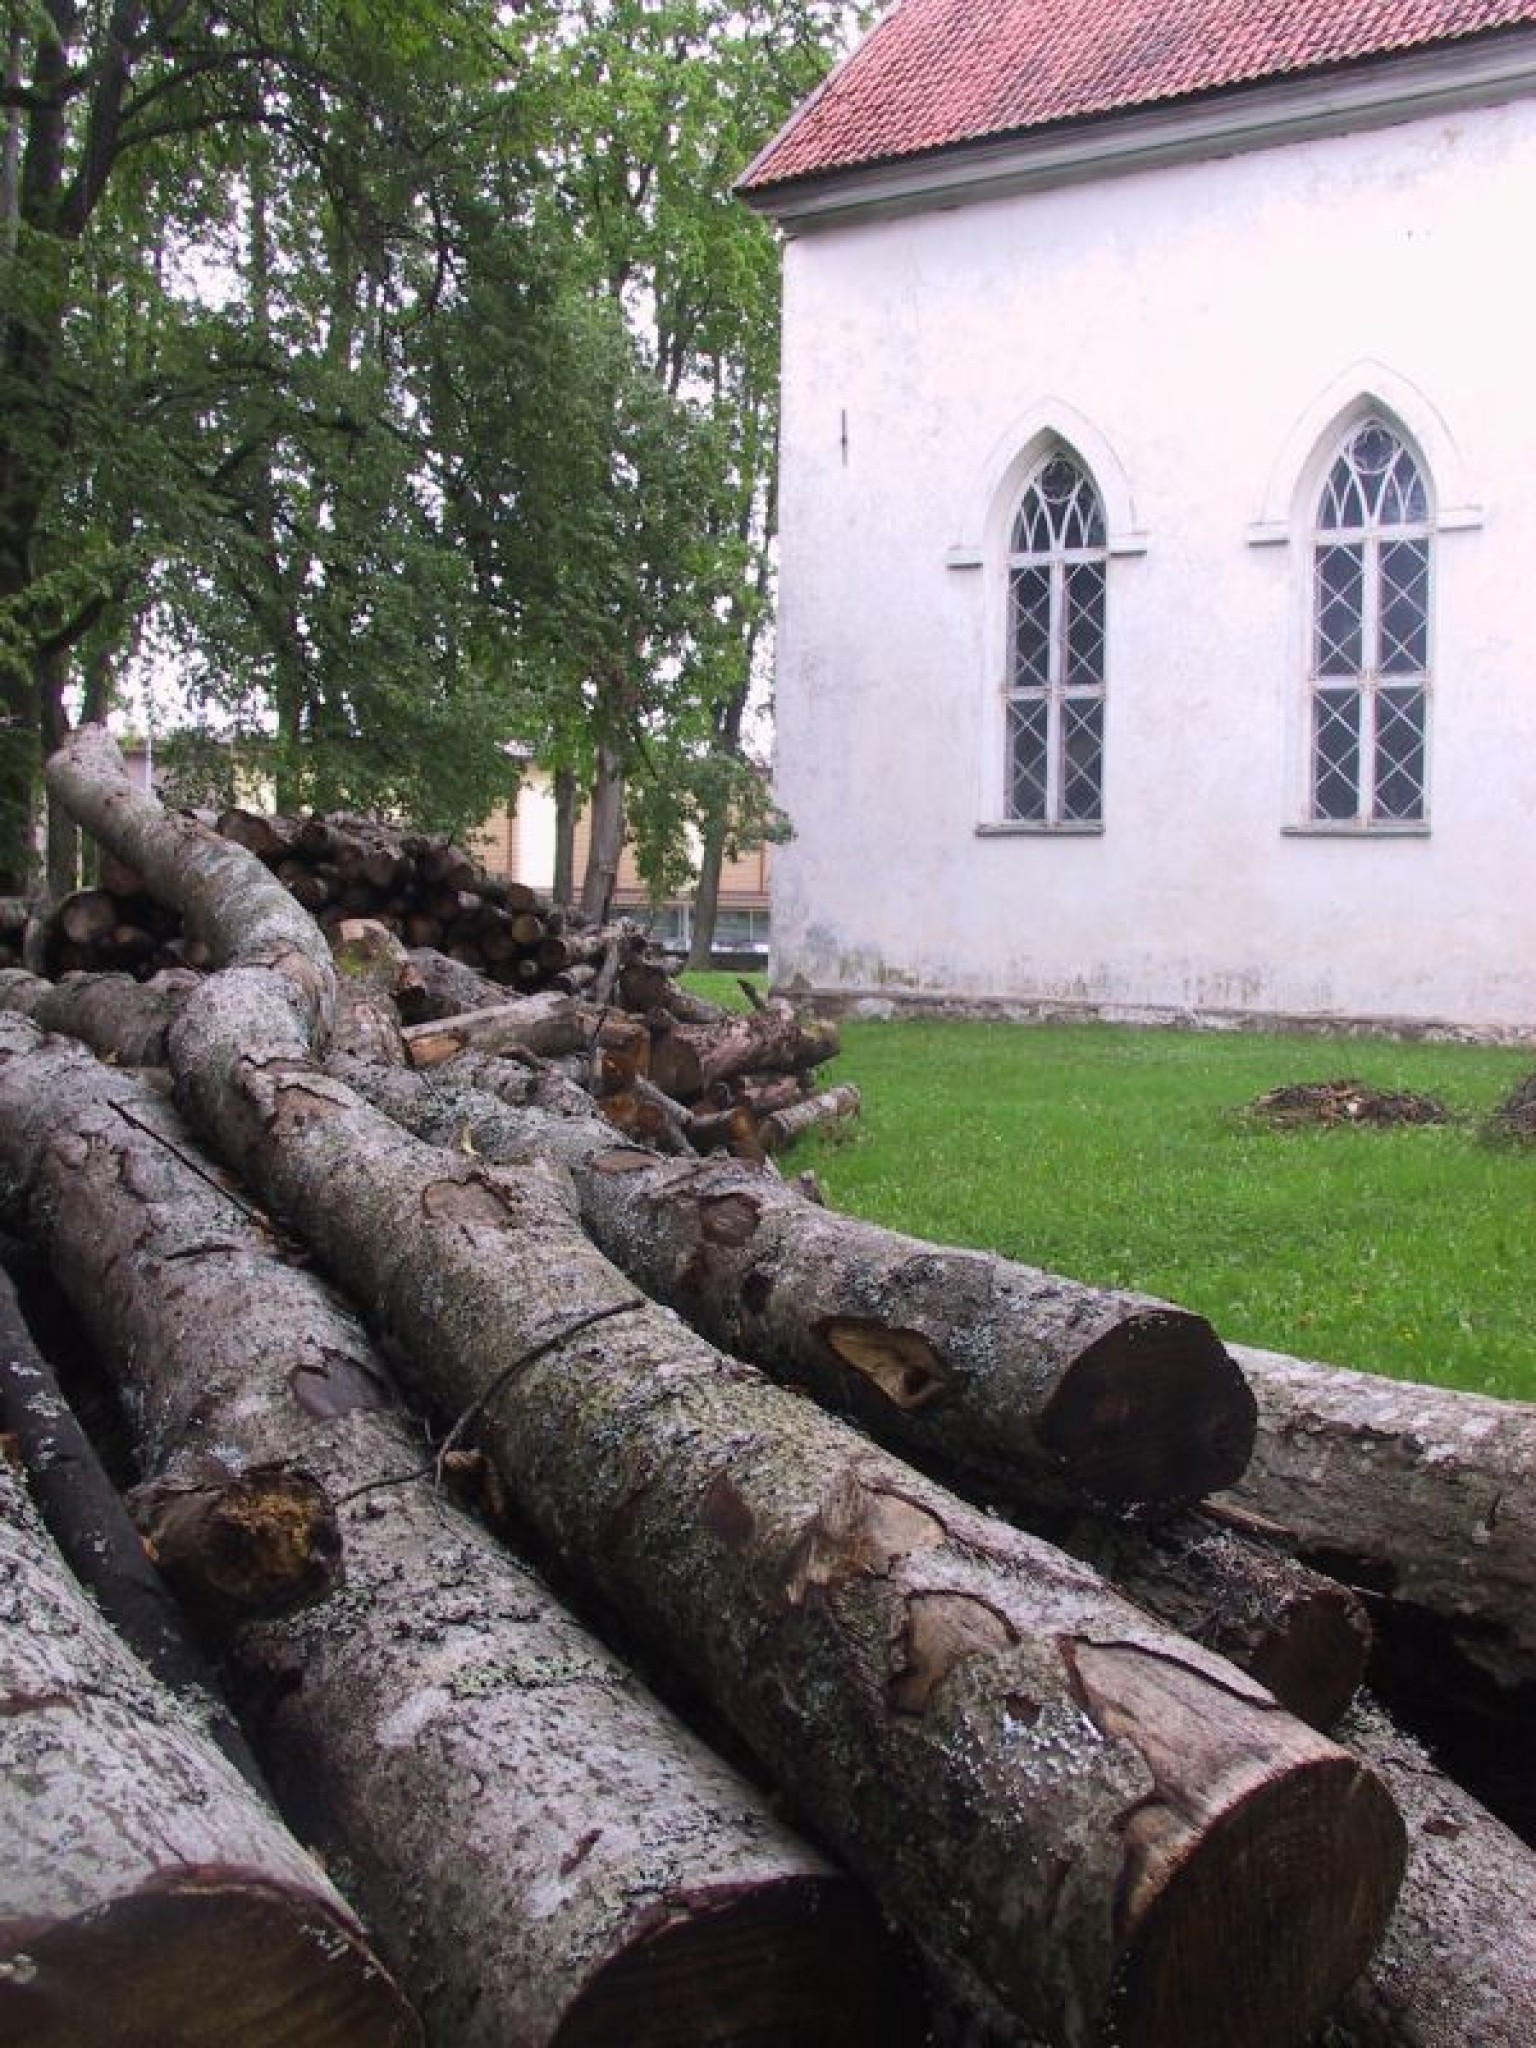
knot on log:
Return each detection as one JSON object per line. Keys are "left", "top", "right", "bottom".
{"left": 816, "top": 1318, "right": 950, "bottom": 1411}
{"left": 888, "top": 1593, "right": 1017, "bottom": 1715}
{"left": 785, "top": 1474, "right": 947, "bottom": 1607}
{"left": 128, "top": 1466, "right": 341, "bottom": 1619}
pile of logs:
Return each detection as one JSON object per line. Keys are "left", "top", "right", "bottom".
{"left": 12, "top": 807, "right": 855, "bottom": 1164}
{"left": 32, "top": 808, "right": 655, "bottom": 994}
{"left": 2, "top": 726, "right": 1534, "bottom": 2048}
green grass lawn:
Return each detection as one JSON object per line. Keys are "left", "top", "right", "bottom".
{"left": 687, "top": 980, "right": 1535, "bottom": 1402}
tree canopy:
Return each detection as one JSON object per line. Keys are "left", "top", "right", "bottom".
{"left": 0, "top": 0, "right": 860, "bottom": 903}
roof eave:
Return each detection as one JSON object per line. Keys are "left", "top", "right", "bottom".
{"left": 739, "top": 26, "right": 1536, "bottom": 230}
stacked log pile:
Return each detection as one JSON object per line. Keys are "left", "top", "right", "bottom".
{"left": 21, "top": 804, "right": 852, "bottom": 1161}
{"left": 1, "top": 726, "right": 1533, "bottom": 2048}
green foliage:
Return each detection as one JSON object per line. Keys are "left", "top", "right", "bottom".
{"left": 795, "top": 1020, "right": 1536, "bottom": 1401}
{"left": 0, "top": 0, "right": 860, "bottom": 869}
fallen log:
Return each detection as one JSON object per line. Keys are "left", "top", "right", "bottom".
{"left": 53, "top": 885, "right": 119, "bottom": 947}
{"left": 1220, "top": 1341, "right": 1536, "bottom": 1839}
{"left": 46, "top": 732, "right": 1408, "bottom": 2048}
{"left": 0, "top": 965, "right": 201, "bottom": 1065}
{"left": 1040, "top": 1504, "right": 1371, "bottom": 1733}
{"left": 1323, "top": 1694, "right": 1536, "bottom": 2047}
{"left": 0, "top": 1014, "right": 917, "bottom": 2048}
{"left": 0, "top": 1266, "right": 264, "bottom": 1788}
{"left": 402, "top": 992, "right": 643, "bottom": 1068}
{"left": 0, "top": 1420, "right": 419, "bottom": 2048}
{"left": 327, "top": 1062, "right": 1255, "bottom": 1515}
{"left": 684, "top": 1099, "right": 768, "bottom": 1160}
{"left": 761, "top": 1080, "right": 862, "bottom": 1153}
{"left": 333, "top": 1058, "right": 1369, "bottom": 1728}
{"left": 648, "top": 997, "right": 840, "bottom": 1100}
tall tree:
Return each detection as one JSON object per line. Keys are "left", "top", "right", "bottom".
{"left": 525, "top": 0, "right": 858, "bottom": 933}
{"left": 0, "top": 0, "right": 535, "bottom": 876}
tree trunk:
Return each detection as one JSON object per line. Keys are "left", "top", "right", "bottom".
{"left": 0, "top": 1265, "right": 264, "bottom": 1788}
{"left": 580, "top": 739, "right": 625, "bottom": 924}
{"left": 1220, "top": 1340, "right": 1536, "bottom": 1839}
{"left": 329, "top": 1063, "right": 1256, "bottom": 1517}
{"left": 1323, "top": 1695, "right": 1536, "bottom": 2048}
{"left": 402, "top": 993, "right": 647, "bottom": 1070}
{"left": 0, "top": 1410, "right": 419, "bottom": 2048}
{"left": 648, "top": 997, "right": 840, "bottom": 1100}
{"left": 38, "top": 646, "right": 79, "bottom": 904}
{"left": 0, "top": 964, "right": 199, "bottom": 1065}
{"left": 42, "top": 731, "right": 1408, "bottom": 2048}
{"left": 1039, "top": 1504, "right": 1371, "bottom": 1732}
{"left": 761, "top": 1082, "right": 862, "bottom": 1152}
{"left": 0, "top": 1011, "right": 917, "bottom": 2048}
{"left": 330, "top": 1059, "right": 1369, "bottom": 1729}
{"left": 686, "top": 802, "right": 730, "bottom": 972}
{"left": 552, "top": 764, "right": 577, "bottom": 910}
{"left": 404, "top": 945, "right": 511, "bottom": 1018}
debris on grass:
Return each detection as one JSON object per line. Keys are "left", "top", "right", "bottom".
{"left": 1246, "top": 1079, "right": 1450, "bottom": 1129}
{"left": 1488, "top": 1071, "right": 1536, "bottom": 1145}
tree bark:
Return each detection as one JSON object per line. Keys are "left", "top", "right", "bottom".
{"left": 580, "top": 738, "right": 626, "bottom": 924}
{"left": 0, "top": 964, "right": 199, "bottom": 1065}
{"left": 648, "top": 997, "right": 840, "bottom": 1100}
{"left": 761, "top": 1081, "right": 862, "bottom": 1152}
{"left": 1039, "top": 1504, "right": 1371, "bottom": 1732}
{"left": 403, "top": 993, "right": 648, "bottom": 1071}
{"left": 41, "top": 732, "right": 1408, "bottom": 2048}
{"left": 0, "top": 1414, "right": 419, "bottom": 2048}
{"left": 404, "top": 944, "right": 512, "bottom": 1018}
{"left": 552, "top": 764, "right": 577, "bottom": 909}
{"left": 1322, "top": 1695, "right": 1536, "bottom": 2048}
{"left": 0, "top": 1012, "right": 916, "bottom": 2048}
{"left": 0, "top": 1266, "right": 264, "bottom": 1787}
{"left": 328, "top": 1062, "right": 1256, "bottom": 1517}
{"left": 1219, "top": 1340, "right": 1536, "bottom": 1839}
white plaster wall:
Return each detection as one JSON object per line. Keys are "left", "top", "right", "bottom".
{"left": 771, "top": 97, "right": 1536, "bottom": 1032}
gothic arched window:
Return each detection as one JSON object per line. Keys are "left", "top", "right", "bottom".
{"left": 1310, "top": 420, "right": 1431, "bottom": 823}
{"left": 1004, "top": 453, "right": 1107, "bottom": 825}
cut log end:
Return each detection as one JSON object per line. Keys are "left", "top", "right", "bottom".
{"left": 1, "top": 1874, "right": 421, "bottom": 2048}
{"left": 1038, "top": 1313, "right": 1258, "bottom": 1507}
{"left": 551, "top": 1877, "right": 924, "bottom": 2048}
{"left": 1247, "top": 1584, "right": 1373, "bottom": 1733}
{"left": 1111, "top": 1755, "right": 1406, "bottom": 2048}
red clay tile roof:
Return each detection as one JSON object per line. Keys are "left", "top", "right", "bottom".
{"left": 740, "top": 0, "right": 1536, "bottom": 192}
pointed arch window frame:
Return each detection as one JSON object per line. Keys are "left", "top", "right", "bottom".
{"left": 1249, "top": 367, "right": 1482, "bottom": 840}
{"left": 1001, "top": 451, "right": 1110, "bottom": 828}
{"left": 1307, "top": 417, "right": 1434, "bottom": 828}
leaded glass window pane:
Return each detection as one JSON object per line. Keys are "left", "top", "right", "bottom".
{"left": 1007, "top": 700, "right": 1049, "bottom": 821}
{"left": 1308, "top": 418, "right": 1431, "bottom": 825}
{"left": 1379, "top": 539, "right": 1429, "bottom": 675}
{"left": 1319, "top": 459, "right": 1368, "bottom": 533}
{"left": 1315, "top": 545, "right": 1364, "bottom": 675}
{"left": 1374, "top": 687, "right": 1426, "bottom": 821}
{"left": 1061, "top": 700, "right": 1103, "bottom": 822}
{"left": 1063, "top": 561, "right": 1106, "bottom": 688}
{"left": 1010, "top": 566, "right": 1051, "bottom": 688}
{"left": 1313, "top": 690, "right": 1361, "bottom": 821}
{"left": 1004, "top": 451, "right": 1107, "bottom": 826}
